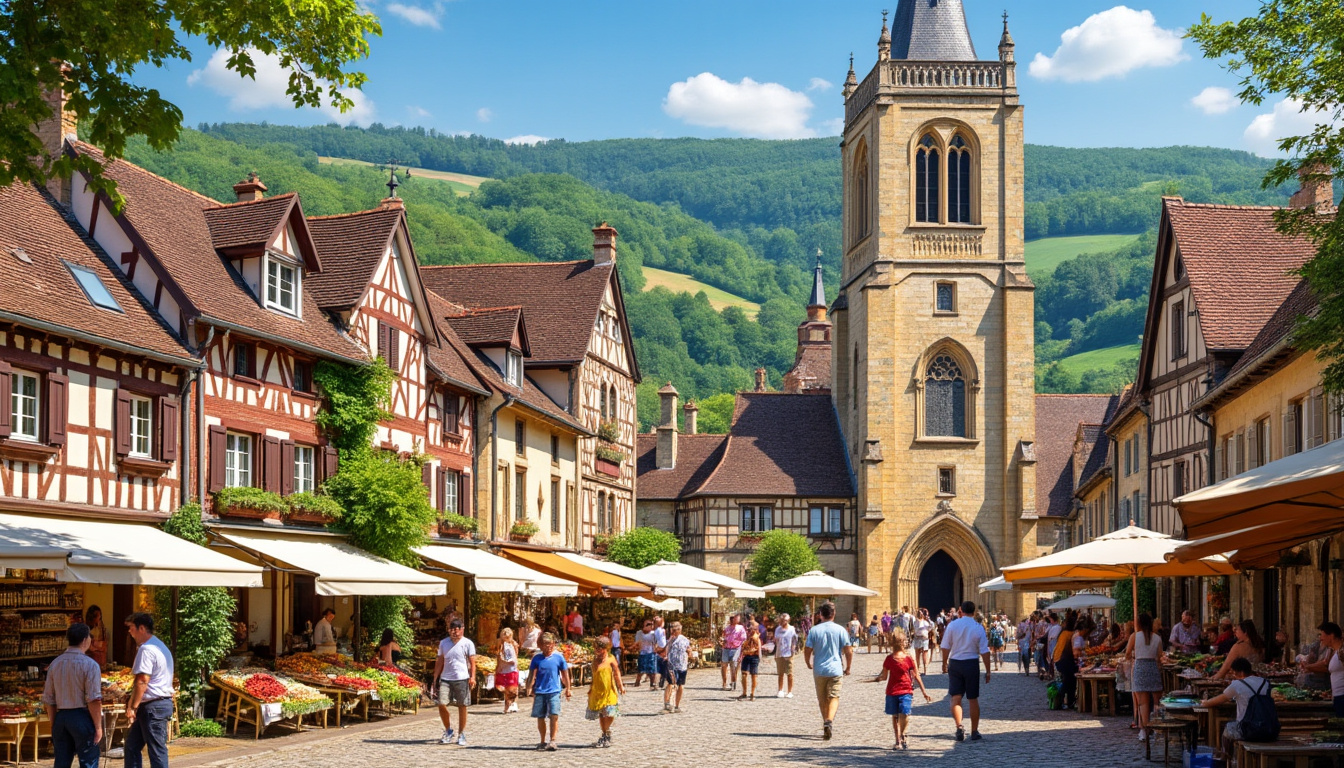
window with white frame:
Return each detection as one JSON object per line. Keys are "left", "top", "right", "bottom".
{"left": 129, "top": 396, "right": 152, "bottom": 457}
{"left": 10, "top": 371, "right": 39, "bottom": 441}
{"left": 444, "top": 469, "right": 460, "bottom": 514}
{"left": 225, "top": 433, "right": 252, "bottom": 487}
{"left": 506, "top": 351, "right": 523, "bottom": 387}
{"left": 294, "top": 445, "right": 315, "bottom": 493}
{"left": 809, "top": 505, "right": 844, "bottom": 536}
{"left": 265, "top": 258, "right": 299, "bottom": 315}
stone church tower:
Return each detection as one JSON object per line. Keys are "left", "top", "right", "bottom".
{"left": 831, "top": 0, "right": 1037, "bottom": 615}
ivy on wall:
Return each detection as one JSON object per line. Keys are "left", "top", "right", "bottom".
{"left": 313, "top": 358, "right": 395, "bottom": 456}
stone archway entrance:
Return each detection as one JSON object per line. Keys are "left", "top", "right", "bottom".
{"left": 919, "top": 550, "right": 963, "bottom": 614}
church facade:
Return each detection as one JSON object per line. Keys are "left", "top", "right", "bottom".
{"left": 831, "top": 0, "right": 1037, "bottom": 615}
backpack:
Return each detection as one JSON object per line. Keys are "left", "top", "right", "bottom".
{"left": 1239, "top": 679, "right": 1280, "bottom": 742}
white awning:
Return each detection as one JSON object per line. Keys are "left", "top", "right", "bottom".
{"left": 556, "top": 553, "right": 720, "bottom": 599}
{"left": 644, "top": 560, "right": 767, "bottom": 599}
{"left": 415, "top": 545, "right": 577, "bottom": 596}
{"left": 213, "top": 529, "right": 445, "bottom": 597}
{"left": 0, "top": 513, "right": 264, "bottom": 587}
{"left": 634, "top": 596, "right": 684, "bottom": 612}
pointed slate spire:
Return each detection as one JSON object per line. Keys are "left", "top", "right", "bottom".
{"left": 808, "top": 250, "right": 826, "bottom": 309}
{"left": 843, "top": 53, "right": 858, "bottom": 98}
{"left": 890, "top": 0, "right": 977, "bottom": 61}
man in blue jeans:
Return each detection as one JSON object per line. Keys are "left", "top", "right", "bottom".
{"left": 123, "top": 612, "right": 174, "bottom": 768}
{"left": 41, "top": 623, "right": 102, "bottom": 768}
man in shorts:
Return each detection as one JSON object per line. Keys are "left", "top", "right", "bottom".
{"left": 774, "top": 614, "right": 798, "bottom": 698}
{"left": 804, "top": 601, "right": 852, "bottom": 741}
{"left": 940, "top": 600, "right": 991, "bottom": 742}
{"left": 720, "top": 614, "right": 746, "bottom": 691}
{"left": 525, "top": 632, "right": 571, "bottom": 751}
{"left": 661, "top": 621, "right": 692, "bottom": 713}
{"left": 432, "top": 618, "right": 476, "bottom": 747}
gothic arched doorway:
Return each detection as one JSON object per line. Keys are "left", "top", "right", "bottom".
{"left": 919, "top": 550, "right": 963, "bottom": 613}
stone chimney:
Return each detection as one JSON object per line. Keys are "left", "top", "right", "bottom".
{"left": 656, "top": 382, "right": 679, "bottom": 469}
{"left": 683, "top": 399, "right": 699, "bottom": 435}
{"left": 380, "top": 196, "right": 405, "bottom": 210}
{"left": 232, "top": 172, "right": 267, "bottom": 203}
{"left": 1290, "top": 164, "right": 1334, "bottom": 212}
{"left": 593, "top": 222, "right": 618, "bottom": 265}
{"left": 754, "top": 368, "right": 767, "bottom": 392}
{"left": 37, "top": 72, "right": 78, "bottom": 205}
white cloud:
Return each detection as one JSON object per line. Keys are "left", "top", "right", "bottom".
{"left": 408, "top": 105, "right": 432, "bottom": 118}
{"left": 503, "top": 135, "right": 549, "bottom": 145}
{"left": 820, "top": 117, "right": 844, "bottom": 136}
{"left": 476, "top": 107, "right": 493, "bottom": 123}
{"left": 1029, "top": 6, "right": 1187, "bottom": 82}
{"left": 1191, "top": 86, "right": 1237, "bottom": 115}
{"left": 663, "top": 73, "right": 816, "bottom": 139}
{"left": 187, "top": 48, "right": 375, "bottom": 126}
{"left": 807, "top": 77, "right": 833, "bottom": 92}
{"left": 385, "top": 2, "right": 443, "bottom": 29}
{"left": 1244, "top": 98, "right": 1341, "bottom": 158}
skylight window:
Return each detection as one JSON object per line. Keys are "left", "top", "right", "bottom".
{"left": 65, "top": 262, "right": 123, "bottom": 312}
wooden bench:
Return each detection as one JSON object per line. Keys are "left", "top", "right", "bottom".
{"left": 1146, "top": 717, "right": 1197, "bottom": 766}
{"left": 1239, "top": 740, "right": 1344, "bottom": 768}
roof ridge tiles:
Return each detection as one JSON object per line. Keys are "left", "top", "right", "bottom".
{"left": 203, "top": 192, "right": 297, "bottom": 211}
{"left": 1169, "top": 200, "right": 1288, "bottom": 212}
{"left": 421, "top": 260, "right": 591, "bottom": 270}
{"left": 71, "top": 141, "right": 220, "bottom": 206}
{"left": 306, "top": 207, "right": 403, "bottom": 221}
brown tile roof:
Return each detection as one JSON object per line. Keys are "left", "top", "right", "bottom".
{"left": 305, "top": 207, "right": 403, "bottom": 309}
{"left": 783, "top": 342, "right": 832, "bottom": 393}
{"left": 634, "top": 433, "right": 729, "bottom": 500}
{"left": 1036, "top": 394, "right": 1119, "bottom": 518}
{"left": 71, "top": 142, "right": 367, "bottom": 362}
{"left": 1075, "top": 424, "right": 1110, "bottom": 493}
{"left": 0, "top": 183, "right": 193, "bottom": 362}
{"left": 1165, "top": 199, "right": 1320, "bottom": 351}
{"left": 1224, "top": 278, "right": 1318, "bottom": 380}
{"left": 203, "top": 194, "right": 297, "bottom": 251}
{"left": 692, "top": 392, "right": 853, "bottom": 498}
{"left": 443, "top": 307, "right": 526, "bottom": 351}
{"left": 421, "top": 261, "right": 622, "bottom": 366}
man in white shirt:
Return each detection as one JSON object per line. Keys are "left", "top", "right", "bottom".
{"left": 940, "top": 600, "right": 991, "bottom": 743}
{"left": 1017, "top": 614, "right": 1035, "bottom": 675}
{"left": 432, "top": 619, "right": 477, "bottom": 747}
{"left": 773, "top": 614, "right": 798, "bottom": 698}
{"left": 124, "top": 612, "right": 175, "bottom": 768}
{"left": 313, "top": 607, "right": 337, "bottom": 653}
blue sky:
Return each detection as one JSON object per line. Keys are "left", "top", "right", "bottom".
{"left": 133, "top": 0, "right": 1302, "bottom": 155}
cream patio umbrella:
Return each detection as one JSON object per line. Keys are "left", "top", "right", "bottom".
{"left": 1001, "top": 525, "right": 1235, "bottom": 625}
{"left": 761, "top": 570, "right": 880, "bottom": 617}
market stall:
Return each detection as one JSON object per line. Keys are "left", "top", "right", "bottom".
{"left": 212, "top": 668, "right": 332, "bottom": 738}
{"left": 496, "top": 547, "right": 653, "bottom": 599}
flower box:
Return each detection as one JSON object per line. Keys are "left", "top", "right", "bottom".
{"left": 509, "top": 521, "right": 538, "bottom": 543}
{"left": 736, "top": 533, "right": 764, "bottom": 548}
{"left": 285, "top": 509, "right": 338, "bottom": 526}
{"left": 221, "top": 504, "right": 282, "bottom": 522}
{"left": 509, "top": 533, "right": 533, "bottom": 543}
{"left": 595, "top": 457, "right": 621, "bottom": 477}
{"left": 439, "top": 514, "right": 478, "bottom": 540}
{"left": 214, "top": 487, "right": 287, "bottom": 522}
{"left": 439, "top": 524, "right": 474, "bottom": 540}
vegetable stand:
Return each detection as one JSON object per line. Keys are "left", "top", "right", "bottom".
{"left": 211, "top": 672, "right": 332, "bottom": 739}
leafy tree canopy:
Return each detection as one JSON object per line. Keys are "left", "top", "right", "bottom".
{"left": 746, "top": 530, "right": 820, "bottom": 587}
{"left": 156, "top": 503, "right": 237, "bottom": 701}
{"left": 605, "top": 527, "right": 680, "bottom": 569}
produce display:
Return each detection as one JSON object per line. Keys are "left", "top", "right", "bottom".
{"left": 476, "top": 657, "right": 496, "bottom": 674}
{"left": 0, "top": 695, "right": 41, "bottom": 718}
{"left": 558, "top": 641, "right": 592, "bottom": 665}
{"left": 215, "top": 668, "right": 333, "bottom": 719}
{"left": 348, "top": 665, "right": 420, "bottom": 705}
{"left": 273, "top": 652, "right": 420, "bottom": 704}
{"left": 1272, "top": 683, "right": 1331, "bottom": 702}
{"left": 101, "top": 669, "right": 136, "bottom": 703}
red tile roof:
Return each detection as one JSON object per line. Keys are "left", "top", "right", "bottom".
{"left": 71, "top": 142, "right": 366, "bottom": 362}
{"left": 692, "top": 392, "right": 853, "bottom": 498}
{"left": 203, "top": 194, "right": 297, "bottom": 251}
{"left": 1224, "top": 277, "right": 1317, "bottom": 380}
{"left": 783, "top": 341, "right": 832, "bottom": 394}
{"left": 305, "top": 207, "right": 403, "bottom": 309}
{"left": 1075, "top": 424, "right": 1110, "bottom": 493}
{"left": 0, "top": 183, "right": 193, "bottom": 362}
{"left": 421, "top": 261, "right": 621, "bottom": 366}
{"left": 1035, "top": 394, "right": 1119, "bottom": 518}
{"left": 443, "top": 307, "right": 526, "bottom": 351}
{"left": 634, "top": 433, "right": 729, "bottom": 500}
{"left": 1165, "top": 199, "right": 1319, "bottom": 351}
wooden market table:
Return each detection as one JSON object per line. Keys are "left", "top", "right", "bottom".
{"left": 1239, "top": 739, "right": 1344, "bottom": 768}
{"left": 290, "top": 677, "right": 373, "bottom": 727}
{"left": 1196, "top": 699, "right": 1335, "bottom": 753}
{"left": 212, "top": 675, "right": 329, "bottom": 739}
{"left": 1077, "top": 673, "right": 1117, "bottom": 716}
{"left": 0, "top": 715, "right": 39, "bottom": 763}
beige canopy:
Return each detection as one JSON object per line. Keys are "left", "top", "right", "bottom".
{"left": 416, "top": 545, "right": 577, "bottom": 596}
{"left": 213, "top": 529, "right": 445, "bottom": 597}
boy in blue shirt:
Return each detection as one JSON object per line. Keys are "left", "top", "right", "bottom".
{"left": 524, "top": 632, "right": 571, "bottom": 751}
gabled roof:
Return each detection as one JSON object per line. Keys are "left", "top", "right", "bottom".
{"left": 1198, "top": 278, "right": 1319, "bottom": 408}
{"left": 1075, "top": 424, "right": 1111, "bottom": 496}
{"left": 891, "top": 0, "right": 978, "bottom": 61}
{"left": 202, "top": 193, "right": 318, "bottom": 269}
{"left": 634, "top": 434, "right": 729, "bottom": 501}
{"left": 421, "top": 260, "right": 639, "bottom": 378}
{"left": 783, "top": 341, "right": 832, "bottom": 394}
{"left": 1036, "top": 394, "right": 1120, "bottom": 518}
{"left": 70, "top": 142, "right": 366, "bottom": 362}
{"left": 306, "top": 206, "right": 403, "bottom": 310}
{"left": 692, "top": 392, "right": 853, "bottom": 498}
{"left": 0, "top": 182, "right": 194, "bottom": 364}
{"left": 443, "top": 307, "right": 529, "bottom": 355}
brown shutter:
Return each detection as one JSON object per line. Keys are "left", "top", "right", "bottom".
{"left": 0, "top": 360, "right": 11, "bottom": 438}
{"left": 422, "top": 461, "right": 433, "bottom": 499}
{"left": 262, "top": 436, "right": 281, "bottom": 492}
{"left": 377, "top": 321, "right": 389, "bottom": 362}
{"left": 459, "top": 472, "right": 472, "bottom": 517}
{"left": 436, "top": 467, "right": 446, "bottom": 513}
{"left": 207, "top": 425, "right": 227, "bottom": 493}
{"left": 114, "top": 389, "right": 132, "bottom": 457}
{"left": 280, "top": 440, "right": 295, "bottom": 497}
{"left": 1312, "top": 391, "right": 1327, "bottom": 447}
{"left": 322, "top": 444, "right": 339, "bottom": 480}
{"left": 44, "top": 373, "right": 68, "bottom": 446}
{"left": 157, "top": 397, "right": 179, "bottom": 462}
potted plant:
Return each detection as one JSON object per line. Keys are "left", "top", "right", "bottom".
{"left": 595, "top": 444, "right": 625, "bottom": 477}
{"left": 737, "top": 531, "right": 765, "bottom": 548}
{"left": 509, "top": 520, "right": 539, "bottom": 543}
{"left": 439, "top": 513, "right": 478, "bottom": 540}
{"left": 283, "top": 491, "right": 343, "bottom": 526}
{"left": 593, "top": 532, "right": 614, "bottom": 555}
{"left": 213, "top": 487, "right": 286, "bottom": 521}
{"left": 597, "top": 420, "right": 620, "bottom": 444}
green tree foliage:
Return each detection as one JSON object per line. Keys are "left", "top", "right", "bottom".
{"left": 1190, "top": 2, "right": 1344, "bottom": 397}
{"left": 325, "top": 450, "right": 435, "bottom": 565}
{"left": 313, "top": 359, "right": 395, "bottom": 455}
{"left": 155, "top": 503, "right": 237, "bottom": 701}
{"left": 746, "top": 531, "right": 821, "bottom": 614}
{"left": 2, "top": 1, "right": 379, "bottom": 204}
{"left": 605, "top": 527, "right": 681, "bottom": 569}
{"left": 695, "top": 393, "right": 737, "bottom": 435}
{"left": 1111, "top": 577, "right": 1158, "bottom": 624}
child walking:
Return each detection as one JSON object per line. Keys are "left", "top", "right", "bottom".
{"left": 737, "top": 626, "right": 762, "bottom": 700}
{"left": 586, "top": 636, "right": 625, "bottom": 748}
{"left": 661, "top": 621, "right": 691, "bottom": 713}
{"left": 495, "top": 627, "right": 520, "bottom": 714}
{"left": 524, "top": 632, "right": 571, "bottom": 751}
{"left": 870, "top": 629, "right": 932, "bottom": 750}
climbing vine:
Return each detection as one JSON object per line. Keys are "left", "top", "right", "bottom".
{"left": 313, "top": 359, "right": 396, "bottom": 456}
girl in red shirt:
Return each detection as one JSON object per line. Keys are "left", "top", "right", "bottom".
{"left": 869, "top": 629, "right": 932, "bottom": 750}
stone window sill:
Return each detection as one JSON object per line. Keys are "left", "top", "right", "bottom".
{"left": 915, "top": 437, "right": 979, "bottom": 446}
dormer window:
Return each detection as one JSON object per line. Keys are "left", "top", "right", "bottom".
{"left": 506, "top": 351, "right": 524, "bottom": 387}
{"left": 265, "top": 256, "right": 300, "bottom": 316}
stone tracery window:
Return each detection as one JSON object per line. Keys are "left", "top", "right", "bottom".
{"left": 915, "top": 134, "right": 940, "bottom": 223}
{"left": 852, "top": 141, "right": 871, "bottom": 244}
{"left": 912, "top": 129, "right": 976, "bottom": 226}
{"left": 947, "top": 135, "right": 972, "bottom": 224}
{"left": 924, "top": 353, "right": 967, "bottom": 437}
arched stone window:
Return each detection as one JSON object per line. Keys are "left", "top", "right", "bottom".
{"left": 947, "top": 135, "right": 972, "bottom": 224}
{"left": 925, "top": 354, "right": 966, "bottom": 437}
{"left": 851, "top": 344, "right": 860, "bottom": 407}
{"left": 852, "top": 141, "right": 871, "bottom": 244}
{"left": 599, "top": 386, "right": 608, "bottom": 420}
{"left": 914, "top": 134, "right": 940, "bottom": 223}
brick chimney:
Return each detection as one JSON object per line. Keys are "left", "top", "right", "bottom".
{"left": 232, "top": 172, "right": 267, "bottom": 203}
{"left": 683, "top": 399, "right": 699, "bottom": 435}
{"left": 1290, "top": 164, "right": 1334, "bottom": 212}
{"left": 656, "top": 382, "right": 679, "bottom": 469}
{"left": 380, "top": 196, "right": 405, "bottom": 210}
{"left": 754, "top": 368, "right": 767, "bottom": 392}
{"left": 37, "top": 72, "right": 78, "bottom": 205}
{"left": 593, "top": 222, "right": 618, "bottom": 265}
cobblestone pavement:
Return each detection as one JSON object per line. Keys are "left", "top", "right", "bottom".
{"left": 194, "top": 650, "right": 1165, "bottom": 767}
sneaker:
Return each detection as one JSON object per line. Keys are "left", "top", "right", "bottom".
{"left": 604, "top": 732, "right": 613, "bottom": 747}
{"left": 674, "top": 706, "right": 682, "bottom": 713}
{"left": 776, "top": 691, "right": 786, "bottom": 698}
{"left": 546, "top": 741, "right": 558, "bottom": 751}
{"left": 786, "top": 692, "right": 794, "bottom": 698}
{"left": 507, "top": 703, "right": 518, "bottom": 713}
{"left": 970, "top": 731, "right": 982, "bottom": 742}
{"left": 892, "top": 742, "right": 901, "bottom": 751}
{"left": 536, "top": 742, "right": 548, "bottom": 751}
{"left": 823, "top": 721, "right": 833, "bottom": 741}
{"left": 731, "top": 681, "right": 736, "bottom": 691}
{"left": 902, "top": 738, "right": 909, "bottom": 750}
{"left": 440, "top": 729, "right": 454, "bottom": 744}
{"left": 662, "top": 704, "right": 672, "bottom": 714}
{"left": 456, "top": 733, "right": 468, "bottom": 747}
{"left": 1137, "top": 729, "right": 1147, "bottom": 742}
{"left": 955, "top": 727, "right": 965, "bottom": 742}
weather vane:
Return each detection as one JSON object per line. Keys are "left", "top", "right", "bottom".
{"left": 379, "top": 158, "right": 412, "bottom": 198}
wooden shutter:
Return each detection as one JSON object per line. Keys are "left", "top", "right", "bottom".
{"left": 114, "top": 389, "right": 132, "bottom": 457}
{"left": 45, "top": 373, "right": 67, "bottom": 446}
{"left": 157, "top": 397, "right": 179, "bottom": 462}
{"left": 389, "top": 329, "right": 400, "bottom": 373}
{"left": 443, "top": 394, "right": 458, "bottom": 434}
{"left": 377, "top": 322, "right": 389, "bottom": 363}
{"left": 1213, "top": 439, "right": 1224, "bottom": 482}
{"left": 422, "top": 462, "right": 433, "bottom": 504}
{"left": 1312, "top": 391, "right": 1327, "bottom": 447}
{"left": 0, "top": 360, "right": 11, "bottom": 438}
{"left": 322, "top": 444, "right": 339, "bottom": 481}
{"left": 280, "top": 440, "right": 295, "bottom": 497}
{"left": 1247, "top": 425, "right": 1258, "bottom": 471}
{"left": 435, "top": 467, "right": 446, "bottom": 513}
{"left": 207, "top": 425, "right": 227, "bottom": 493}
{"left": 261, "top": 436, "right": 281, "bottom": 492}
{"left": 459, "top": 472, "right": 472, "bottom": 517}
{"left": 1284, "top": 407, "right": 1297, "bottom": 456}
